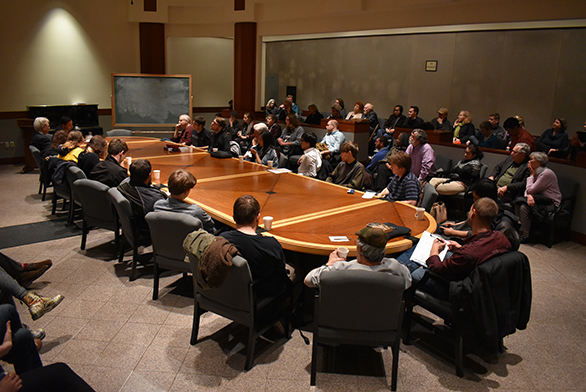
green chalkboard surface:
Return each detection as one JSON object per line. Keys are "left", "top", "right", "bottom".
{"left": 111, "top": 73, "right": 192, "bottom": 127}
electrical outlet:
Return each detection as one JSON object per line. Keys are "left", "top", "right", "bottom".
{"left": 4, "top": 142, "right": 9, "bottom": 148}
{"left": 10, "top": 141, "right": 14, "bottom": 148}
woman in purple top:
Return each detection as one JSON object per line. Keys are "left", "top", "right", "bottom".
{"left": 515, "top": 151, "right": 562, "bottom": 242}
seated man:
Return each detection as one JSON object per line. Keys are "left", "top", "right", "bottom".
{"left": 220, "top": 195, "right": 290, "bottom": 298}
{"left": 404, "top": 106, "right": 425, "bottom": 129}
{"left": 396, "top": 198, "right": 511, "bottom": 298}
{"left": 30, "top": 117, "right": 52, "bottom": 157}
{"left": 266, "top": 113, "right": 282, "bottom": 140}
{"left": 154, "top": 169, "right": 215, "bottom": 233}
{"left": 304, "top": 225, "right": 411, "bottom": 289}
{"left": 117, "top": 159, "right": 166, "bottom": 229}
{"left": 89, "top": 138, "right": 129, "bottom": 187}
{"left": 489, "top": 112, "right": 507, "bottom": 141}
{"left": 504, "top": 116, "right": 535, "bottom": 152}
{"left": 406, "top": 129, "right": 436, "bottom": 182}
{"left": 366, "top": 136, "right": 390, "bottom": 174}
{"left": 488, "top": 142, "right": 531, "bottom": 203}
{"left": 320, "top": 120, "right": 346, "bottom": 159}
{"left": 328, "top": 104, "right": 344, "bottom": 120}
{"left": 208, "top": 117, "right": 232, "bottom": 156}
{"left": 374, "top": 152, "right": 421, "bottom": 206}
{"left": 469, "top": 120, "right": 499, "bottom": 149}
{"left": 171, "top": 114, "right": 193, "bottom": 145}
{"left": 381, "top": 105, "right": 407, "bottom": 141}
{"left": 430, "top": 108, "right": 452, "bottom": 132}
{"left": 226, "top": 111, "right": 240, "bottom": 139}
{"left": 326, "top": 141, "right": 365, "bottom": 190}
{"left": 191, "top": 116, "right": 212, "bottom": 149}
{"left": 297, "top": 131, "right": 322, "bottom": 178}
{"left": 243, "top": 123, "right": 266, "bottom": 162}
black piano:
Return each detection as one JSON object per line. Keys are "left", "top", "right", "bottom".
{"left": 27, "top": 104, "right": 103, "bottom": 135}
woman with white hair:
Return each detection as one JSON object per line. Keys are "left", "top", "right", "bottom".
{"left": 515, "top": 151, "right": 562, "bottom": 242}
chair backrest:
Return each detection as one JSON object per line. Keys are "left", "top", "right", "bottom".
{"left": 420, "top": 182, "right": 438, "bottom": 212}
{"left": 189, "top": 253, "right": 253, "bottom": 312}
{"left": 108, "top": 187, "right": 136, "bottom": 243}
{"left": 67, "top": 166, "right": 87, "bottom": 203}
{"left": 495, "top": 137, "right": 508, "bottom": 150}
{"left": 106, "top": 129, "right": 133, "bottom": 137}
{"left": 435, "top": 154, "right": 453, "bottom": 174}
{"left": 317, "top": 269, "right": 405, "bottom": 333}
{"left": 29, "top": 145, "right": 44, "bottom": 169}
{"left": 478, "top": 163, "right": 488, "bottom": 179}
{"left": 146, "top": 211, "right": 202, "bottom": 263}
{"left": 74, "top": 179, "right": 117, "bottom": 230}
{"left": 557, "top": 175, "right": 579, "bottom": 211}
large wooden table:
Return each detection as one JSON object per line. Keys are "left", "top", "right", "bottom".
{"left": 122, "top": 137, "right": 436, "bottom": 257}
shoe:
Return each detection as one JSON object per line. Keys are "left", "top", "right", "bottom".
{"left": 23, "top": 324, "right": 46, "bottom": 340}
{"left": 16, "top": 265, "right": 51, "bottom": 288}
{"left": 22, "top": 259, "right": 52, "bottom": 271}
{"left": 34, "top": 338, "right": 43, "bottom": 352}
{"left": 24, "top": 292, "right": 64, "bottom": 321}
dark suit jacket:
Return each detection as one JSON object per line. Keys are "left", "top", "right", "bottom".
{"left": 31, "top": 132, "right": 52, "bottom": 158}
{"left": 490, "top": 155, "right": 530, "bottom": 202}
{"left": 89, "top": 155, "right": 128, "bottom": 188}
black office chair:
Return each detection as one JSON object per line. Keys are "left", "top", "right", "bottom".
{"left": 66, "top": 166, "right": 87, "bottom": 223}
{"left": 188, "top": 253, "right": 292, "bottom": 371}
{"left": 145, "top": 211, "right": 202, "bottom": 300}
{"left": 445, "top": 163, "right": 488, "bottom": 220}
{"left": 108, "top": 187, "right": 152, "bottom": 281}
{"left": 529, "top": 175, "right": 579, "bottom": 247}
{"left": 404, "top": 251, "right": 532, "bottom": 377}
{"left": 311, "top": 269, "right": 406, "bottom": 390}
{"left": 29, "top": 145, "right": 51, "bottom": 200}
{"left": 74, "top": 179, "right": 120, "bottom": 258}
{"left": 50, "top": 161, "right": 77, "bottom": 218}
{"left": 434, "top": 154, "right": 453, "bottom": 175}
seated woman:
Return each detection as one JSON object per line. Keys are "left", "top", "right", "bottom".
{"left": 45, "top": 130, "right": 68, "bottom": 157}
{"left": 345, "top": 101, "right": 364, "bottom": 120}
{"left": 77, "top": 135, "right": 107, "bottom": 177}
{"left": 375, "top": 152, "right": 421, "bottom": 205}
{"left": 537, "top": 117, "right": 570, "bottom": 158}
{"left": 57, "top": 130, "right": 84, "bottom": 163}
{"left": 265, "top": 98, "right": 277, "bottom": 117}
{"left": 452, "top": 110, "right": 475, "bottom": 144}
{"left": 251, "top": 129, "right": 279, "bottom": 167}
{"left": 428, "top": 144, "right": 483, "bottom": 195}
{"left": 303, "top": 104, "right": 324, "bottom": 125}
{"left": 469, "top": 121, "right": 499, "bottom": 149}
{"left": 514, "top": 151, "right": 562, "bottom": 242}
{"left": 234, "top": 112, "right": 256, "bottom": 151}
{"left": 277, "top": 114, "right": 304, "bottom": 157}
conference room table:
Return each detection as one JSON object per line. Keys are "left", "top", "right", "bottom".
{"left": 120, "top": 137, "right": 436, "bottom": 257}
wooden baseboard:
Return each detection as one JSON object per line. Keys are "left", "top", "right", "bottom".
{"left": 571, "top": 231, "right": 586, "bottom": 246}
{"left": 0, "top": 157, "right": 25, "bottom": 165}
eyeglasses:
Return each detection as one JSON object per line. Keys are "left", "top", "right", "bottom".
{"left": 511, "top": 150, "right": 521, "bottom": 155}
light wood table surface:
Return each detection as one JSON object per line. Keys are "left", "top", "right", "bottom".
{"left": 120, "top": 137, "right": 437, "bottom": 256}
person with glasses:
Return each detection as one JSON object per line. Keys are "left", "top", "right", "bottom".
{"left": 488, "top": 142, "right": 531, "bottom": 203}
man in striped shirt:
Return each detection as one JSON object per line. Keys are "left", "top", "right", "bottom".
{"left": 375, "top": 152, "right": 421, "bottom": 205}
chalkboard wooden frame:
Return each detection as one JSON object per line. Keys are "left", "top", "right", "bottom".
{"left": 111, "top": 73, "right": 192, "bottom": 127}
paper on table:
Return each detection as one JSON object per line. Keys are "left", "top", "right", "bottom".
{"left": 410, "top": 231, "right": 449, "bottom": 266}
{"left": 268, "top": 168, "right": 292, "bottom": 174}
{"left": 329, "top": 236, "right": 350, "bottom": 242}
{"left": 362, "top": 191, "right": 376, "bottom": 199}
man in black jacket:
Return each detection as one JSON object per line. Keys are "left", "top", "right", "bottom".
{"left": 488, "top": 142, "right": 531, "bottom": 203}
{"left": 30, "top": 117, "right": 52, "bottom": 157}
{"left": 89, "top": 138, "right": 129, "bottom": 187}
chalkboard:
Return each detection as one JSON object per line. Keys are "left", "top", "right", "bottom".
{"left": 111, "top": 74, "right": 192, "bottom": 127}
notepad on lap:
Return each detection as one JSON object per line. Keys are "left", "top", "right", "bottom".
{"left": 410, "top": 231, "right": 449, "bottom": 266}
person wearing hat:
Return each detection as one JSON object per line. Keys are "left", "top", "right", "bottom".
{"left": 431, "top": 108, "right": 452, "bottom": 132}
{"left": 328, "top": 104, "right": 344, "bottom": 120}
{"left": 304, "top": 225, "right": 412, "bottom": 289}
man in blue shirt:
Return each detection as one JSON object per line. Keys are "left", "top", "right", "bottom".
{"left": 366, "top": 137, "right": 390, "bottom": 174}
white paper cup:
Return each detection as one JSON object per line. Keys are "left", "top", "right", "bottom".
{"left": 263, "top": 216, "right": 273, "bottom": 231}
{"left": 125, "top": 157, "right": 132, "bottom": 166}
{"left": 267, "top": 160, "right": 273, "bottom": 169}
{"left": 337, "top": 246, "right": 349, "bottom": 259}
{"left": 415, "top": 207, "right": 425, "bottom": 221}
{"left": 239, "top": 155, "right": 244, "bottom": 163}
{"left": 188, "top": 145, "right": 194, "bottom": 153}
{"left": 153, "top": 170, "right": 161, "bottom": 181}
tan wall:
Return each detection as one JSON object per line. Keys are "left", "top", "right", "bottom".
{"left": 265, "top": 28, "right": 586, "bottom": 136}
{"left": 0, "top": 1, "right": 140, "bottom": 112}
